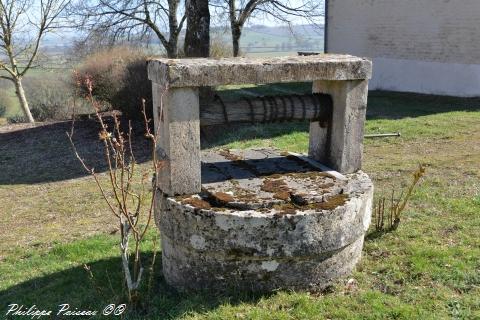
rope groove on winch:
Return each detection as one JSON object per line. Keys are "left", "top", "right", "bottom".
{"left": 200, "top": 93, "right": 333, "bottom": 126}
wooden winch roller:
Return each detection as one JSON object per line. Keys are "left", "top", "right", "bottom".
{"left": 200, "top": 93, "right": 333, "bottom": 126}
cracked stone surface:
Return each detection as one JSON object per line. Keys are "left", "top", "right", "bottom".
{"left": 155, "top": 148, "right": 373, "bottom": 292}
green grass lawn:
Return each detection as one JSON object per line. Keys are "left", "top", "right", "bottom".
{"left": 0, "top": 88, "right": 479, "bottom": 319}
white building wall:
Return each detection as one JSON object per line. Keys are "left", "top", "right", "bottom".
{"left": 326, "top": 0, "right": 480, "bottom": 96}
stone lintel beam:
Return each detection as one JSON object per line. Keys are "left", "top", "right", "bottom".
{"left": 147, "top": 54, "right": 372, "bottom": 87}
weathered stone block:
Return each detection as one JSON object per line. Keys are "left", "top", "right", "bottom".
{"left": 309, "top": 80, "right": 369, "bottom": 173}
{"left": 152, "top": 84, "right": 201, "bottom": 195}
{"left": 148, "top": 55, "right": 372, "bottom": 87}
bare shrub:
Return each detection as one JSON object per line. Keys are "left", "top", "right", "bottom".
{"left": 73, "top": 41, "right": 232, "bottom": 121}
{"left": 0, "top": 90, "right": 15, "bottom": 117}
{"left": 112, "top": 58, "right": 152, "bottom": 120}
{"left": 209, "top": 36, "right": 233, "bottom": 58}
{"left": 67, "top": 76, "right": 165, "bottom": 303}
{"left": 75, "top": 46, "right": 152, "bottom": 119}
{"left": 374, "top": 164, "right": 426, "bottom": 232}
{"left": 6, "top": 115, "right": 27, "bottom": 123}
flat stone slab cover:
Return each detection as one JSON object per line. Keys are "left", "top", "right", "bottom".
{"left": 148, "top": 54, "right": 372, "bottom": 87}
{"left": 156, "top": 149, "right": 373, "bottom": 292}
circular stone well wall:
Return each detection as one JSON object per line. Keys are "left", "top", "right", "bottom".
{"left": 155, "top": 149, "right": 373, "bottom": 292}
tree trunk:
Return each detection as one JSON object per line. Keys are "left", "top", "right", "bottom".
{"left": 184, "top": 0, "right": 212, "bottom": 102}
{"left": 232, "top": 24, "right": 242, "bottom": 57}
{"left": 167, "top": 0, "right": 180, "bottom": 58}
{"left": 184, "top": 0, "right": 210, "bottom": 57}
{"left": 166, "top": 41, "right": 178, "bottom": 58}
{"left": 14, "top": 77, "right": 34, "bottom": 123}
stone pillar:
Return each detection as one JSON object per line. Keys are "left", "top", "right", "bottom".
{"left": 152, "top": 83, "right": 201, "bottom": 195}
{"left": 309, "top": 80, "right": 368, "bottom": 173}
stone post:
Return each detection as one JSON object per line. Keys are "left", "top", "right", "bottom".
{"left": 151, "top": 83, "right": 201, "bottom": 196}
{"left": 309, "top": 80, "right": 369, "bottom": 173}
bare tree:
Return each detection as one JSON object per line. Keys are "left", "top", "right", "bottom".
{"left": 213, "top": 0, "right": 324, "bottom": 57}
{"left": 72, "top": 0, "right": 185, "bottom": 58}
{"left": 0, "top": 0, "right": 69, "bottom": 123}
{"left": 68, "top": 29, "right": 117, "bottom": 61}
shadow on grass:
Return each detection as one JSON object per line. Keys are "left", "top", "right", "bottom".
{"left": 364, "top": 229, "right": 392, "bottom": 241}
{"left": 0, "top": 118, "right": 307, "bottom": 185}
{"left": 218, "top": 84, "right": 480, "bottom": 120}
{"left": 2, "top": 90, "right": 479, "bottom": 185}
{"left": 0, "top": 119, "right": 152, "bottom": 185}
{"left": 0, "top": 254, "right": 268, "bottom": 319}
{"left": 201, "top": 121, "right": 308, "bottom": 149}
{"left": 366, "top": 91, "right": 480, "bottom": 120}
{"left": 203, "top": 90, "right": 480, "bottom": 148}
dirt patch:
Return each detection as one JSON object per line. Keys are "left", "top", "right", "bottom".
{"left": 0, "top": 122, "right": 40, "bottom": 133}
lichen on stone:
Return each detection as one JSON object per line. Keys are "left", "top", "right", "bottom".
{"left": 260, "top": 178, "right": 289, "bottom": 193}
{"left": 181, "top": 197, "right": 212, "bottom": 210}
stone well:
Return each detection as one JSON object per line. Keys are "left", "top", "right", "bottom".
{"left": 156, "top": 149, "right": 373, "bottom": 292}
{"left": 147, "top": 55, "right": 374, "bottom": 292}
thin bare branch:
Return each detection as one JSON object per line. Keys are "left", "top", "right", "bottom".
{"left": 69, "top": 0, "right": 183, "bottom": 57}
